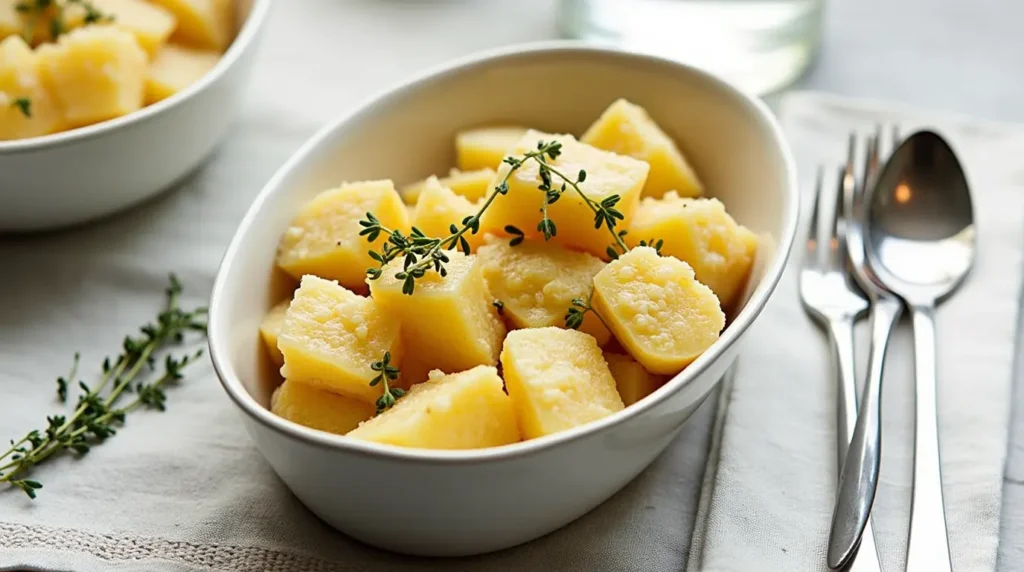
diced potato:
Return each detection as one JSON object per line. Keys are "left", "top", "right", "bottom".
{"left": 368, "top": 249, "right": 505, "bottom": 375}
{"left": 91, "top": 0, "right": 177, "bottom": 55}
{"left": 501, "top": 327, "right": 624, "bottom": 439}
{"left": 478, "top": 130, "right": 649, "bottom": 258}
{"left": 476, "top": 236, "right": 611, "bottom": 345}
{"left": 0, "top": 1, "right": 21, "bottom": 41}
{"left": 276, "top": 180, "right": 410, "bottom": 293}
{"left": 592, "top": 246, "right": 724, "bottom": 374}
{"left": 0, "top": 36, "right": 62, "bottom": 140}
{"left": 149, "top": 0, "right": 232, "bottom": 51}
{"left": 37, "top": 26, "right": 146, "bottom": 128}
{"left": 604, "top": 352, "right": 666, "bottom": 406}
{"left": 455, "top": 126, "right": 527, "bottom": 171}
{"left": 628, "top": 192, "right": 758, "bottom": 310}
{"left": 258, "top": 300, "right": 289, "bottom": 367}
{"left": 145, "top": 43, "right": 219, "bottom": 103}
{"left": 410, "top": 176, "right": 485, "bottom": 252}
{"left": 347, "top": 366, "right": 519, "bottom": 449}
{"left": 581, "top": 98, "right": 703, "bottom": 198}
{"left": 271, "top": 379, "right": 375, "bottom": 435}
{"left": 402, "top": 167, "right": 495, "bottom": 205}
{"left": 278, "top": 275, "right": 402, "bottom": 405}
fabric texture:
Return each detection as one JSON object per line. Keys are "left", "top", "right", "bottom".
{"left": 688, "top": 92, "right": 1024, "bottom": 572}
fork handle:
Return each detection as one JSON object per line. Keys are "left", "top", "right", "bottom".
{"left": 827, "top": 296, "right": 902, "bottom": 570}
{"left": 827, "top": 318, "right": 882, "bottom": 572}
{"left": 905, "top": 303, "right": 952, "bottom": 571}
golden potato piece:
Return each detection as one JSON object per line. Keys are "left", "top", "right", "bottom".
{"left": 278, "top": 275, "right": 402, "bottom": 405}
{"left": 258, "top": 300, "right": 289, "bottom": 367}
{"left": 478, "top": 130, "right": 648, "bottom": 259}
{"left": 592, "top": 246, "right": 724, "bottom": 374}
{"left": 410, "top": 176, "right": 485, "bottom": 252}
{"left": 37, "top": 26, "right": 147, "bottom": 128}
{"left": 271, "top": 379, "right": 375, "bottom": 435}
{"left": 145, "top": 43, "right": 220, "bottom": 104}
{"left": 402, "top": 167, "right": 495, "bottom": 205}
{"left": 501, "top": 327, "right": 624, "bottom": 439}
{"left": 476, "top": 236, "right": 611, "bottom": 346}
{"left": 604, "top": 352, "right": 666, "bottom": 406}
{"left": 581, "top": 98, "right": 703, "bottom": 198}
{"left": 150, "top": 0, "right": 232, "bottom": 51}
{"left": 92, "top": 0, "right": 177, "bottom": 55}
{"left": 347, "top": 366, "right": 520, "bottom": 449}
{"left": 0, "top": 36, "right": 62, "bottom": 140}
{"left": 276, "top": 179, "right": 410, "bottom": 293}
{"left": 628, "top": 192, "right": 758, "bottom": 310}
{"left": 455, "top": 126, "right": 527, "bottom": 171}
{"left": 368, "top": 249, "right": 505, "bottom": 376}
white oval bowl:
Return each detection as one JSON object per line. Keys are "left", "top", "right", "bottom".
{"left": 209, "top": 42, "right": 799, "bottom": 557}
{"left": 0, "top": 0, "right": 271, "bottom": 232}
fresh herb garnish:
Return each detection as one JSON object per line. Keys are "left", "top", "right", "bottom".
{"left": 637, "top": 238, "right": 665, "bottom": 255}
{"left": 564, "top": 292, "right": 611, "bottom": 333}
{"left": 369, "top": 351, "right": 404, "bottom": 414}
{"left": 15, "top": 0, "right": 113, "bottom": 43}
{"left": 360, "top": 140, "right": 631, "bottom": 295}
{"left": 0, "top": 275, "right": 207, "bottom": 499}
{"left": 10, "top": 97, "right": 31, "bottom": 118}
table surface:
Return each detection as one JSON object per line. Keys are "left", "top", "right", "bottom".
{"left": 247, "top": 0, "right": 1024, "bottom": 567}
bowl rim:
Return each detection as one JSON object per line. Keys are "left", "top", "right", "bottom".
{"left": 209, "top": 40, "right": 800, "bottom": 464}
{"left": 0, "top": 0, "right": 272, "bottom": 155}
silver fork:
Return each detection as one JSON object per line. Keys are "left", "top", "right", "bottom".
{"left": 799, "top": 163, "right": 880, "bottom": 572}
{"left": 827, "top": 129, "right": 904, "bottom": 571}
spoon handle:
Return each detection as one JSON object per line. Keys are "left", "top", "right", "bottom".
{"left": 905, "top": 303, "right": 952, "bottom": 571}
{"left": 827, "top": 296, "right": 902, "bottom": 570}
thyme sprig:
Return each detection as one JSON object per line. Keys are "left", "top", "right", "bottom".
{"left": 359, "top": 141, "right": 563, "bottom": 295}
{"left": 369, "top": 351, "right": 403, "bottom": 413}
{"left": 10, "top": 97, "right": 31, "bottom": 118}
{"left": 0, "top": 275, "right": 207, "bottom": 499}
{"left": 564, "top": 292, "right": 611, "bottom": 333}
{"left": 360, "top": 139, "right": 632, "bottom": 294}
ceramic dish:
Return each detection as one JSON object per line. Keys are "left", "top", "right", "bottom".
{"left": 209, "top": 42, "right": 799, "bottom": 557}
{"left": 0, "top": 0, "right": 271, "bottom": 232}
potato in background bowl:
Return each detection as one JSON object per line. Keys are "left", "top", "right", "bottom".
{"left": 209, "top": 43, "right": 799, "bottom": 557}
{"left": 0, "top": 0, "right": 270, "bottom": 232}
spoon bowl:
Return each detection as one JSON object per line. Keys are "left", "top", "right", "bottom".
{"left": 866, "top": 130, "right": 975, "bottom": 303}
{"left": 862, "top": 128, "right": 975, "bottom": 572}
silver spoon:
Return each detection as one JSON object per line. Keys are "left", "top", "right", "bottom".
{"left": 866, "top": 130, "right": 975, "bottom": 570}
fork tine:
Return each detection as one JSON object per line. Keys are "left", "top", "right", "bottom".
{"left": 807, "top": 165, "right": 825, "bottom": 265}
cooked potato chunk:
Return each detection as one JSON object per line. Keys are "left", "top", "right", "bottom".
{"left": 368, "top": 250, "right": 505, "bottom": 375}
{"left": 604, "top": 352, "right": 666, "bottom": 406}
{"left": 410, "top": 176, "right": 485, "bottom": 252}
{"left": 0, "top": 1, "right": 21, "bottom": 41}
{"left": 455, "top": 126, "right": 527, "bottom": 171}
{"left": 149, "top": 0, "right": 232, "bottom": 51}
{"left": 477, "top": 236, "right": 611, "bottom": 346}
{"left": 145, "top": 43, "right": 219, "bottom": 103}
{"left": 259, "top": 300, "right": 289, "bottom": 367}
{"left": 581, "top": 98, "right": 703, "bottom": 198}
{"left": 276, "top": 180, "right": 410, "bottom": 293}
{"left": 501, "top": 327, "right": 624, "bottom": 439}
{"left": 628, "top": 192, "right": 757, "bottom": 310}
{"left": 479, "top": 130, "right": 648, "bottom": 259}
{"left": 347, "top": 366, "right": 520, "bottom": 449}
{"left": 37, "top": 26, "right": 146, "bottom": 128}
{"left": 0, "top": 36, "right": 62, "bottom": 140}
{"left": 402, "top": 167, "right": 495, "bottom": 205}
{"left": 592, "top": 247, "right": 724, "bottom": 374}
{"left": 278, "top": 275, "right": 402, "bottom": 405}
{"left": 91, "top": 0, "right": 177, "bottom": 55}
{"left": 271, "top": 379, "right": 375, "bottom": 435}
